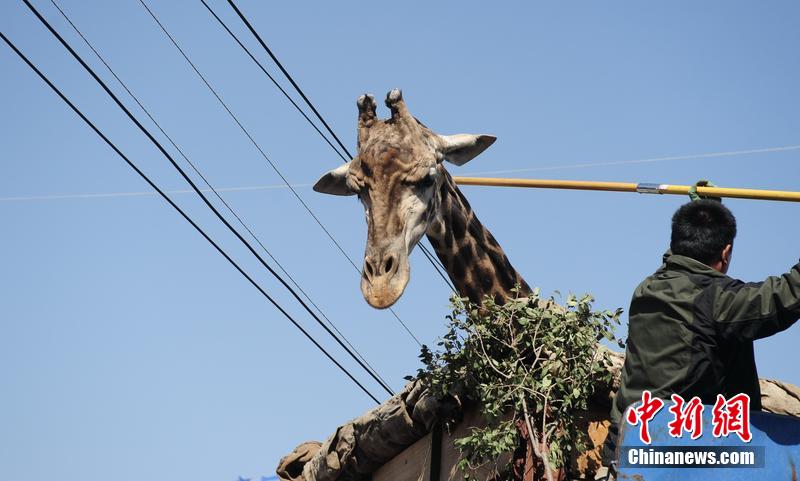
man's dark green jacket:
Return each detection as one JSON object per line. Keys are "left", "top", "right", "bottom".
{"left": 602, "top": 252, "right": 800, "bottom": 463}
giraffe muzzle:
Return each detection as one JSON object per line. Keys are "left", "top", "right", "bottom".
{"left": 361, "top": 250, "right": 410, "bottom": 309}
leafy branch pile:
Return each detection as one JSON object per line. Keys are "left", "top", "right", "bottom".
{"left": 411, "top": 289, "right": 623, "bottom": 481}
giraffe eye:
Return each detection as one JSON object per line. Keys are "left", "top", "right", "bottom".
{"left": 418, "top": 174, "right": 434, "bottom": 189}
{"left": 419, "top": 167, "right": 438, "bottom": 187}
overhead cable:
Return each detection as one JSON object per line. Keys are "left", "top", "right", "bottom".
{"left": 47, "top": 0, "right": 393, "bottom": 393}
{"left": 20, "top": 0, "right": 392, "bottom": 397}
{"left": 138, "top": 0, "right": 424, "bottom": 346}
{"left": 0, "top": 28, "right": 381, "bottom": 404}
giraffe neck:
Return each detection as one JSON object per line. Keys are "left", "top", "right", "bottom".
{"left": 425, "top": 171, "right": 531, "bottom": 305}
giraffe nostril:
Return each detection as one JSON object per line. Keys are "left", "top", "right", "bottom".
{"left": 365, "top": 259, "right": 375, "bottom": 279}
{"left": 384, "top": 255, "right": 395, "bottom": 274}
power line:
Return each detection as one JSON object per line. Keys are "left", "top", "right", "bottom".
{"left": 462, "top": 145, "right": 800, "bottom": 177}
{"left": 5, "top": 143, "right": 796, "bottom": 203}
{"left": 197, "top": 0, "right": 348, "bottom": 164}
{"left": 225, "top": 0, "right": 352, "bottom": 160}
{"left": 0, "top": 182, "right": 310, "bottom": 202}
{"left": 0, "top": 28, "right": 381, "bottom": 404}
{"left": 47, "top": 0, "right": 392, "bottom": 393}
{"left": 20, "top": 0, "right": 393, "bottom": 397}
{"left": 137, "top": 0, "right": 423, "bottom": 346}
{"left": 215, "top": 0, "right": 457, "bottom": 294}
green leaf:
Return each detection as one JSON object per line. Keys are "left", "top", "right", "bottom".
{"left": 413, "top": 286, "right": 622, "bottom": 477}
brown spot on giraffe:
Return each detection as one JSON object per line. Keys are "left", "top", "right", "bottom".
{"left": 314, "top": 89, "right": 530, "bottom": 308}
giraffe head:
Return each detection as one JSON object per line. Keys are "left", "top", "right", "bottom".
{"left": 313, "top": 89, "right": 496, "bottom": 309}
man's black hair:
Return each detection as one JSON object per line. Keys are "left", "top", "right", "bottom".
{"left": 671, "top": 199, "right": 737, "bottom": 265}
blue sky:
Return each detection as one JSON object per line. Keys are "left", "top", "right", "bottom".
{"left": 1, "top": 1, "right": 799, "bottom": 480}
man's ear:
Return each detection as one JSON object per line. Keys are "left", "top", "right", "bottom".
{"left": 722, "top": 244, "right": 733, "bottom": 265}
{"left": 313, "top": 162, "right": 355, "bottom": 196}
{"left": 438, "top": 134, "right": 497, "bottom": 166}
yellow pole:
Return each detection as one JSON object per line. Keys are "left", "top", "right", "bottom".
{"left": 452, "top": 177, "right": 800, "bottom": 203}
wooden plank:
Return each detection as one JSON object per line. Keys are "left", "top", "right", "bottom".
{"left": 439, "top": 409, "right": 512, "bottom": 481}
{"left": 371, "top": 408, "right": 510, "bottom": 481}
{"left": 372, "top": 433, "right": 432, "bottom": 481}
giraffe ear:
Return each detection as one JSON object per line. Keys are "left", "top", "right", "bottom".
{"left": 313, "top": 162, "right": 355, "bottom": 196}
{"left": 439, "top": 134, "right": 497, "bottom": 166}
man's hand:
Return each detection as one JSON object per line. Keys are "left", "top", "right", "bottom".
{"left": 688, "top": 179, "right": 722, "bottom": 202}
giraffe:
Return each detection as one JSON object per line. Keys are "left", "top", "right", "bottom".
{"left": 314, "top": 88, "right": 531, "bottom": 309}
{"left": 312, "top": 89, "right": 612, "bottom": 480}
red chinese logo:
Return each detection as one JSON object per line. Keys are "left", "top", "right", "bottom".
{"left": 711, "top": 393, "right": 752, "bottom": 442}
{"left": 626, "top": 392, "right": 752, "bottom": 443}
{"left": 667, "top": 394, "right": 704, "bottom": 439}
{"left": 625, "top": 390, "right": 664, "bottom": 444}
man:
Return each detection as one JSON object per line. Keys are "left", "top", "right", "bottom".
{"left": 599, "top": 198, "right": 800, "bottom": 477}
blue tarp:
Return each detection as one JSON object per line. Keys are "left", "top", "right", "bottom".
{"left": 616, "top": 406, "right": 800, "bottom": 480}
